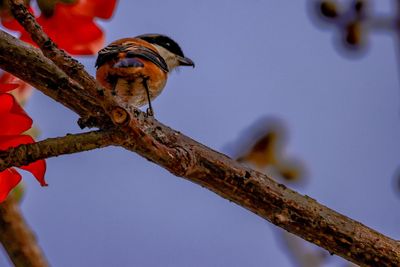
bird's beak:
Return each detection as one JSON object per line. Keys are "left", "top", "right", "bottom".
{"left": 178, "top": 56, "right": 195, "bottom": 68}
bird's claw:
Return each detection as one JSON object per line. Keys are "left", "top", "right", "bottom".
{"left": 146, "top": 107, "right": 154, "bottom": 117}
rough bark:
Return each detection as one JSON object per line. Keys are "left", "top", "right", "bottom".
{"left": 0, "top": 130, "right": 122, "bottom": 171}
{"left": 0, "top": 2, "right": 399, "bottom": 266}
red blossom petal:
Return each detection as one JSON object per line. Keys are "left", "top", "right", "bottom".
{"left": 0, "top": 135, "right": 35, "bottom": 150}
{"left": 1, "top": 7, "right": 36, "bottom": 34}
{"left": 0, "top": 94, "right": 32, "bottom": 135}
{"left": 0, "top": 135, "right": 47, "bottom": 187}
{"left": 21, "top": 159, "right": 47, "bottom": 186}
{"left": 0, "top": 83, "right": 19, "bottom": 92}
{"left": 1, "top": 16, "right": 26, "bottom": 32}
{"left": 63, "top": 0, "right": 118, "bottom": 19}
{"left": 1, "top": 1, "right": 117, "bottom": 55}
{"left": 0, "top": 73, "right": 32, "bottom": 102}
{"left": 0, "top": 168, "right": 22, "bottom": 202}
{"left": 37, "top": 14, "right": 104, "bottom": 55}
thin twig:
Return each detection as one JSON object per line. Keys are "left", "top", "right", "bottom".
{"left": 8, "top": 0, "right": 118, "bottom": 128}
{"left": 0, "top": 130, "right": 122, "bottom": 172}
{"left": 8, "top": 0, "right": 101, "bottom": 98}
{"left": 0, "top": 30, "right": 111, "bottom": 127}
{"left": 0, "top": 129, "right": 121, "bottom": 267}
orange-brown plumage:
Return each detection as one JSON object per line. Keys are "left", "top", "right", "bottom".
{"left": 96, "top": 38, "right": 168, "bottom": 107}
{"left": 95, "top": 34, "right": 194, "bottom": 115}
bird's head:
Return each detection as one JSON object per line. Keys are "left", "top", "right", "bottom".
{"left": 136, "top": 34, "right": 195, "bottom": 71}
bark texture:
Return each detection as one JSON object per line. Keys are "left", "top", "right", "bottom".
{"left": 0, "top": 130, "right": 122, "bottom": 171}
{"left": 0, "top": 1, "right": 399, "bottom": 266}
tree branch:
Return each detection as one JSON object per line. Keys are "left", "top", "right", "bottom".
{"left": 8, "top": 0, "right": 123, "bottom": 128}
{"left": 0, "top": 130, "right": 122, "bottom": 171}
{"left": 0, "top": 195, "right": 48, "bottom": 267}
{"left": 0, "top": 2, "right": 399, "bottom": 266}
{"left": 9, "top": 0, "right": 102, "bottom": 97}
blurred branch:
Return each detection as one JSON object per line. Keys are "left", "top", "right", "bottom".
{"left": 0, "top": 195, "right": 48, "bottom": 267}
{"left": 231, "top": 118, "right": 325, "bottom": 267}
{"left": 0, "top": 1, "right": 399, "bottom": 266}
{"left": 0, "top": 130, "right": 122, "bottom": 172}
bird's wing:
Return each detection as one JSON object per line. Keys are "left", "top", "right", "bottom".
{"left": 95, "top": 42, "right": 169, "bottom": 72}
{"left": 95, "top": 43, "right": 122, "bottom": 69}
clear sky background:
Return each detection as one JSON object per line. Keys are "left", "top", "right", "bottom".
{"left": 1, "top": 0, "right": 400, "bottom": 266}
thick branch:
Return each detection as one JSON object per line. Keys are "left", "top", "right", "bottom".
{"left": 121, "top": 111, "right": 400, "bottom": 267}
{"left": 0, "top": 196, "right": 48, "bottom": 267}
{"left": 0, "top": 32, "right": 107, "bottom": 123}
{"left": 1, "top": 4, "right": 399, "bottom": 266}
{"left": 0, "top": 130, "right": 122, "bottom": 171}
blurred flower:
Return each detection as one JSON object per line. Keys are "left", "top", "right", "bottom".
{"left": 226, "top": 116, "right": 306, "bottom": 183}
{"left": 0, "top": 0, "right": 30, "bottom": 20}
{"left": 393, "top": 166, "right": 400, "bottom": 199}
{"left": 0, "top": 83, "right": 46, "bottom": 202}
{"left": 0, "top": 72, "right": 32, "bottom": 104}
{"left": 345, "top": 21, "right": 363, "bottom": 47}
{"left": 1, "top": 0, "right": 118, "bottom": 55}
{"left": 315, "top": 0, "right": 368, "bottom": 51}
{"left": 0, "top": 83, "right": 19, "bottom": 92}
{"left": 319, "top": 1, "right": 339, "bottom": 19}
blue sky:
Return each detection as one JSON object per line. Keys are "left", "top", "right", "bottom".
{"left": 1, "top": 1, "right": 399, "bottom": 266}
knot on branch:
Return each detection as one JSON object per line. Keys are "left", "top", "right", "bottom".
{"left": 110, "top": 106, "right": 130, "bottom": 125}
{"left": 169, "top": 145, "right": 197, "bottom": 177}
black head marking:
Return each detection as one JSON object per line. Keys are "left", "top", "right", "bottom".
{"left": 136, "top": 34, "right": 185, "bottom": 57}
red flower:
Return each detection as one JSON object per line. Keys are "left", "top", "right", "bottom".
{"left": 0, "top": 84, "right": 46, "bottom": 202}
{"left": 2, "top": 0, "right": 118, "bottom": 55}
{"left": 0, "top": 72, "right": 32, "bottom": 103}
{"left": 0, "top": 83, "right": 18, "bottom": 92}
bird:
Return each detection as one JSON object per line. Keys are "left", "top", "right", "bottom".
{"left": 95, "top": 34, "right": 194, "bottom": 116}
